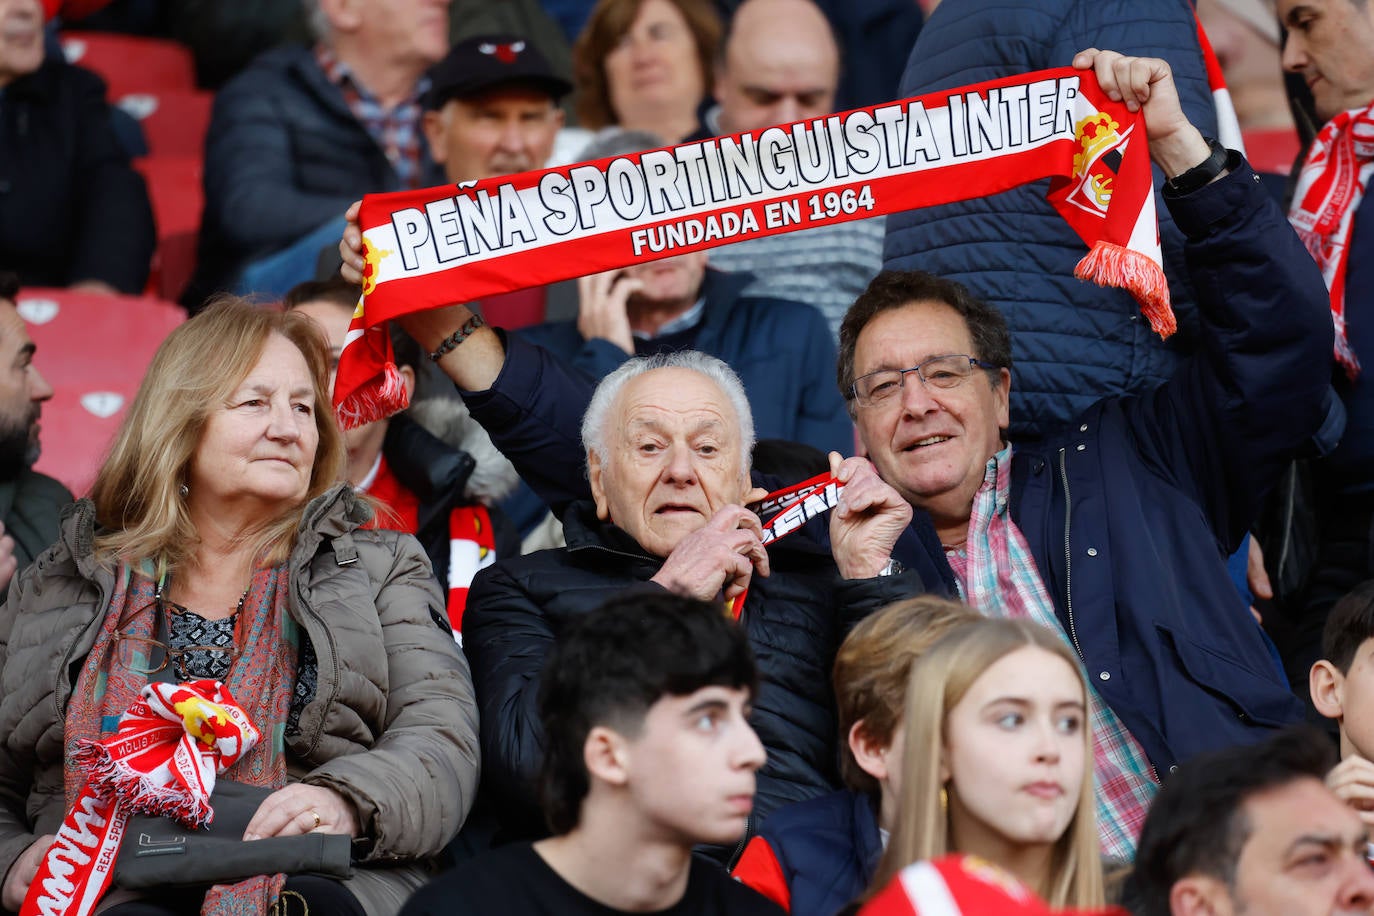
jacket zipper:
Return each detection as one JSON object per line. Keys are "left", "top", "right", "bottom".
{"left": 1057, "top": 452, "right": 1166, "bottom": 787}
{"left": 728, "top": 811, "right": 754, "bottom": 868}
{"left": 1058, "top": 448, "right": 1083, "bottom": 660}
{"left": 293, "top": 538, "right": 342, "bottom": 759}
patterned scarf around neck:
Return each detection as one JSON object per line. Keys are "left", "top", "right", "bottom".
{"left": 59, "top": 562, "right": 299, "bottom": 915}
{"left": 949, "top": 446, "right": 1157, "bottom": 860}
{"left": 1288, "top": 101, "right": 1374, "bottom": 379}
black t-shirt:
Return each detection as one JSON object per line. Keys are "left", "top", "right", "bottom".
{"left": 401, "top": 842, "right": 785, "bottom": 916}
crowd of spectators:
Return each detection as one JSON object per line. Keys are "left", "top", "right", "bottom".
{"left": 5, "top": 0, "right": 1374, "bottom": 914}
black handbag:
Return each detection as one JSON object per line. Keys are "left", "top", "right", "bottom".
{"left": 112, "top": 613, "right": 353, "bottom": 890}
{"left": 113, "top": 779, "right": 353, "bottom": 890}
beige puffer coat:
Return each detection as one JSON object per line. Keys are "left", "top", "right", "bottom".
{"left": 0, "top": 485, "right": 480, "bottom": 915}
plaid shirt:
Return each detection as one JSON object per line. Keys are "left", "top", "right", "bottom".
{"left": 946, "top": 445, "right": 1157, "bottom": 860}
{"left": 316, "top": 45, "right": 428, "bottom": 189}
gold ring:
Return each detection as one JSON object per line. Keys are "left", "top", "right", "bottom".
{"left": 309, "top": 811, "right": 321, "bottom": 830}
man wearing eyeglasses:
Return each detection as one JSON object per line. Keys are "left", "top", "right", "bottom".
{"left": 833, "top": 50, "right": 1334, "bottom": 854}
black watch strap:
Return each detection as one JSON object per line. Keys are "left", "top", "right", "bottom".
{"left": 1164, "top": 137, "right": 1230, "bottom": 196}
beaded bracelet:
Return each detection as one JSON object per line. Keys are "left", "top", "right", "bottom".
{"left": 428, "top": 313, "right": 486, "bottom": 362}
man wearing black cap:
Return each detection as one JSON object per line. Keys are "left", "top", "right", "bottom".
{"left": 421, "top": 34, "right": 567, "bottom": 186}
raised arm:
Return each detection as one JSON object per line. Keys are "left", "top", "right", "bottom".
{"left": 341, "top": 204, "right": 598, "bottom": 511}
{"left": 1074, "top": 49, "right": 1332, "bottom": 548}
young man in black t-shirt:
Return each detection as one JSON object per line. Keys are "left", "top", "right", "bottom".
{"left": 401, "top": 591, "right": 784, "bottom": 915}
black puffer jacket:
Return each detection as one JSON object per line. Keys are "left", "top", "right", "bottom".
{"left": 464, "top": 502, "right": 924, "bottom": 842}
{"left": 0, "top": 58, "right": 154, "bottom": 292}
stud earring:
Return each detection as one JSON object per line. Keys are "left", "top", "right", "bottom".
{"left": 179, "top": 484, "right": 189, "bottom": 498}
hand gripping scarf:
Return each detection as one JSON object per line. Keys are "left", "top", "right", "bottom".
{"left": 1287, "top": 100, "right": 1374, "bottom": 380}
{"left": 21, "top": 680, "right": 260, "bottom": 916}
{"left": 333, "top": 66, "right": 1171, "bottom": 427}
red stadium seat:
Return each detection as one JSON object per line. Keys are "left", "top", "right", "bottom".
{"left": 60, "top": 31, "right": 195, "bottom": 97}
{"left": 134, "top": 156, "right": 204, "bottom": 302}
{"left": 480, "top": 288, "right": 547, "bottom": 330}
{"left": 116, "top": 89, "right": 213, "bottom": 159}
{"left": 15, "top": 289, "right": 184, "bottom": 496}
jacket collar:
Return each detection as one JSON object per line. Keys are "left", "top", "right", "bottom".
{"left": 560, "top": 500, "right": 661, "bottom": 563}
{"left": 5, "top": 57, "right": 62, "bottom": 103}
{"left": 698, "top": 267, "right": 756, "bottom": 331}
{"left": 382, "top": 413, "right": 475, "bottom": 506}
{"left": 58, "top": 483, "right": 367, "bottom": 580}
{"left": 279, "top": 44, "right": 366, "bottom": 123}
{"left": 293, "top": 483, "right": 372, "bottom": 550}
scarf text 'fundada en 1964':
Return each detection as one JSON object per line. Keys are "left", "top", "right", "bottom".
{"left": 334, "top": 66, "right": 1171, "bottom": 427}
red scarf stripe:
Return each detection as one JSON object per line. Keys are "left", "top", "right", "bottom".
{"left": 1288, "top": 103, "right": 1374, "bottom": 378}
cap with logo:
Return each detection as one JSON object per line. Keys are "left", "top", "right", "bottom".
{"left": 423, "top": 35, "right": 573, "bottom": 111}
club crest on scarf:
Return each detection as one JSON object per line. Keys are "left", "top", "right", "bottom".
{"left": 360, "top": 239, "right": 393, "bottom": 298}
{"left": 1065, "top": 112, "right": 1130, "bottom": 217}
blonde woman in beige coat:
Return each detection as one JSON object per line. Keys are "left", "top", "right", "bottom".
{"left": 0, "top": 301, "right": 479, "bottom": 915}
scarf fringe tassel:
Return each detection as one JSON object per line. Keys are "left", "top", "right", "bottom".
{"left": 336, "top": 360, "right": 410, "bottom": 431}
{"left": 1075, "top": 241, "right": 1176, "bottom": 338}
{"left": 71, "top": 740, "right": 213, "bottom": 827}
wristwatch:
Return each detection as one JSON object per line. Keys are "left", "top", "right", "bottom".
{"left": 1164, "top": 137, "right": 1230, "bottom": 196}
{"left": 877, "top": 557, "right": 903, "bottom": 577}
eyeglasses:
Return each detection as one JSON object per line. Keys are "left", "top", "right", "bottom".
{"left": 112, "top": 632, "right": 239, "bottom": 680}
{"left": 849, "top": 355, "right": 1000, "bottom": 407}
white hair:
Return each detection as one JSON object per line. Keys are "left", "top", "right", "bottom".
{"left": 301, "top": 0, "right": 332, "bottom": 43}
{"left": 581, "top": 351, "right": 756, "bottom": 470}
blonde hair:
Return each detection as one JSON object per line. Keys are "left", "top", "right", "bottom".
{"left": 90, "top": 298, "right": 345, "bottom": 573}
{"left": 869, "top": 618, "right": 1104, "bottom": 908}
{"left": 833, "top": 595, "right": 977, "bottom": 793}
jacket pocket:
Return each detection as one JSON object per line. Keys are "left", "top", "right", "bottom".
{"left": 1155, "top": 624, "right": 1299, "bottom": 728}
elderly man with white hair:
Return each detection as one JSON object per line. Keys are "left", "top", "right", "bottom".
{"left": 186, "top": 0, "right": 450, "bottom": 306}
{"left": 458, "top": 349, "right": 923, "bottom": 847}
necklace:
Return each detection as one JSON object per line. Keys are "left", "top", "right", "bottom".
{"left": 156, "top": 573, "right": 251, "bottom": 620}
{"left": 153, "top": 572, "right": 250, "bottom": 681}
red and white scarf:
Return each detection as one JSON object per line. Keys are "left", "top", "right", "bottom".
{"left": 364, "top": 454, "right": 497, "bottom": 638}
{"left": 334, "top": 67, "right": 1170, "bottom": 427}
{"left": 1288, "top": 102, "right": 1374, "bottom": 379}
{"left": 21, "top": 680, "right": 259, "bottom": 916}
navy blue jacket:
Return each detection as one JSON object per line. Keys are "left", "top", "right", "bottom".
{"left": 741, "top": 789, "right": 881, "bottom": 916}
{"left": 934, "top": 161, "right": 1323, "bottom": 773}
{"left": 885, "top": 0, "right": 1217, "bottom": 438}
{"left": 513, "top": 269, "right": 854, "bottom": 456}
{"left": 189, "top": 44, "right": 444, "bottom": 303}
{"left": 1325, "top": 193, "right": 1374, "bottom": 493}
